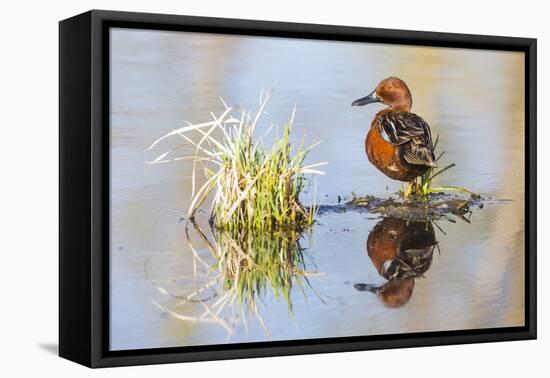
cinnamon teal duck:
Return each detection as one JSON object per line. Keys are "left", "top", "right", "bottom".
{"left": 352, "top": 77, "right": 436, "bottom": 196}
{"left": 354, "top": 217, "right": 437, "bottom": 308}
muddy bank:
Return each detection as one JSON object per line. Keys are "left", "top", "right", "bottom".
{"left": 316, "top": 192, "right": 496, "bottom": 222}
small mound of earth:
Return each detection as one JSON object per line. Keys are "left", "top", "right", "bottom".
{"left": 317, "top": 192, "right": 489, "bottom": 222}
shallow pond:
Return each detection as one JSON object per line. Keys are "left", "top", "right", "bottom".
{"left": 109, "top": 28, "right": 525, "bottom": 350}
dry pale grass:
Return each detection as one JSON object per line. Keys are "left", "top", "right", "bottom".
{"left": 147, "top": 91, "right": 327, "bottom": 232}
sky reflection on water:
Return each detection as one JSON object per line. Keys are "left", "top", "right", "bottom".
{"left": 109, "top": 28, "right": 525, "bottom": 351}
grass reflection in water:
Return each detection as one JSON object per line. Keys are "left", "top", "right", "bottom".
{"left": 153, "top": 220, "right": 320, "bottom": 338}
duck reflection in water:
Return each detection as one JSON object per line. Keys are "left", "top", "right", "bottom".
{"left": 355, "top": 217, "right": 438, "bottom": 308}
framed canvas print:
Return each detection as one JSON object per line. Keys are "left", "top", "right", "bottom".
{"left": 59, "top": 10, "right": 537, "bottom": 368}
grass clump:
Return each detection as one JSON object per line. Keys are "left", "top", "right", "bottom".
{"left": 147, "top": 91, "right": 326, "bottom": 233}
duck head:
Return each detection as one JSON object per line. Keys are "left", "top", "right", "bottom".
{"left": 355, "top": 279, "right": 415, "bottom": 308}
{"left": 352, "top": 76, "right": 413, "bottom": 112}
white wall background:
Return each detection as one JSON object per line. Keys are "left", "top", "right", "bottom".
{"left": 1, "top": 0, "right": 546, "bottom": 376}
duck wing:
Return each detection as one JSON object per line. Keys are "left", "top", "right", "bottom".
{"left": 379, "top": 112, "right": 436, "bottom": 167}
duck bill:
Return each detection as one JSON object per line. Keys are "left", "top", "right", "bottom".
{"left": 354, "top": 283, "right": 382, "bottom": 295}
{"left": 352, "top": 90, "right": 380, "bottom": 106}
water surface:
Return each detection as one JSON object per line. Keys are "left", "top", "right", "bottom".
{"left": 110, "top": 28, "right": 525, "bottom": 351}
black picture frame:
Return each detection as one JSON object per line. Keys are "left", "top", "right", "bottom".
{"left": 59, "top": 9, "right": 537, "bottom": 368}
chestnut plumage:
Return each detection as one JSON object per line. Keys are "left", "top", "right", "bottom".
{"left": 353, "top": 77, "right": 436, "bottom": 182}
{"left": 354, "top": 217, "right": 437, "bottom": 308}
